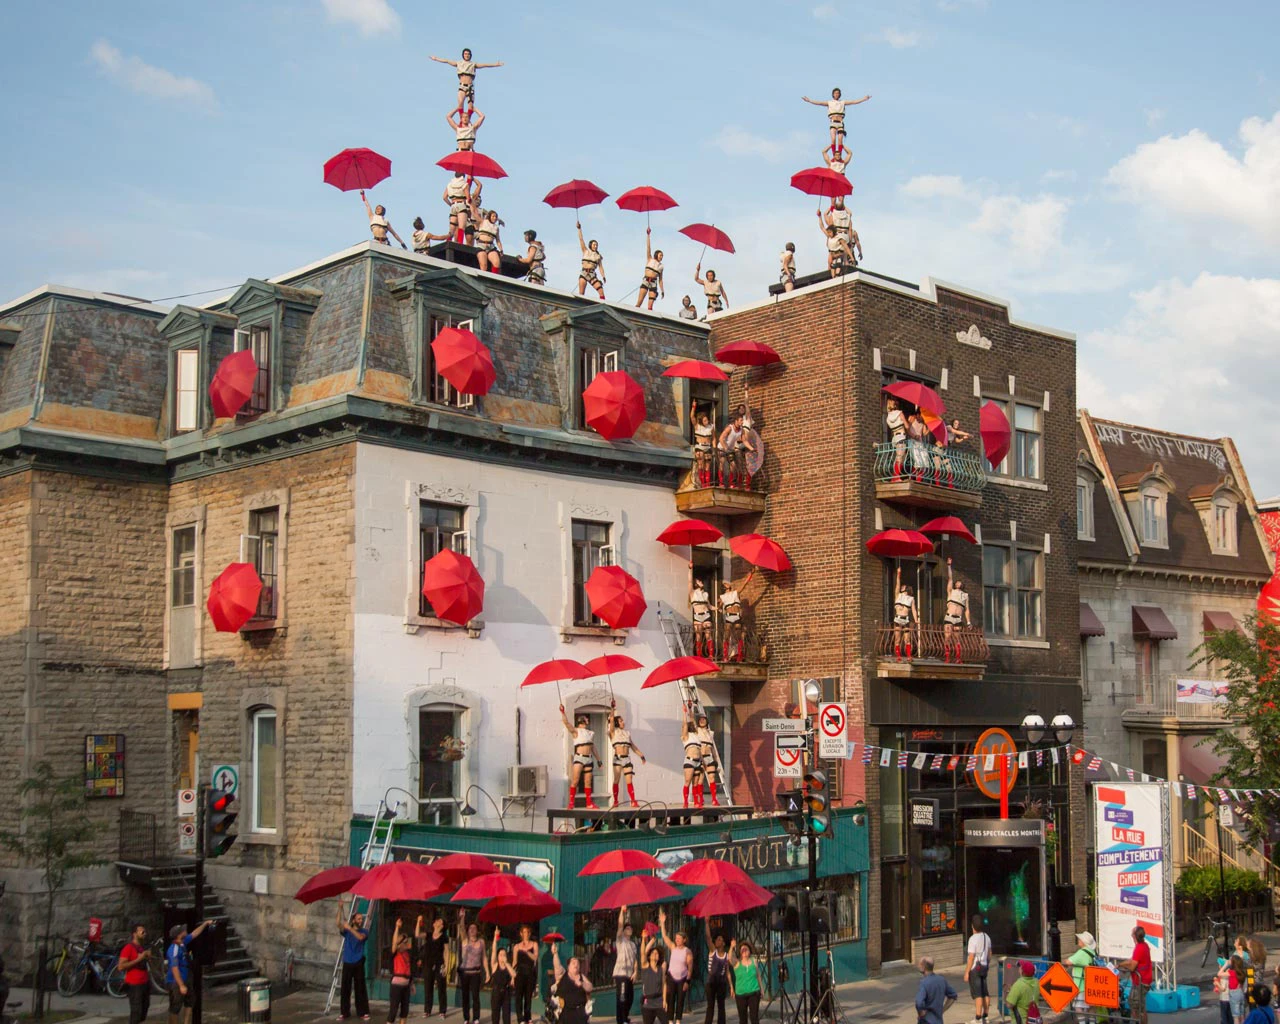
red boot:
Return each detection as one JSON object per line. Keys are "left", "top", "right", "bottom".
{"left": 682, "top": 785, "right": 689, "bottom": 808}
{"left": 943, "top": 645, "right": 951, "bottom": 663}
{"left": 905, "top": 641, "right": 913, "bottom": 662}
{"left": 611, "top": 784, "right": 620, "bottom": 808}
{"left": 568, "top": 786, "right": 577, "bottom": 807}
{"left": 694, "top": 785, "right": 704, "bottom": 808}
{"left": 892, "top": 460, "right": 902, "bottom": 481}
{"left": 723, "top": 639, "right": 731, "bottom": 661}
{"left": 894, "top": 643, "right": 902, "bottom": 662}
{"left": 736, "top": 638, "right": 744, "bottom": 662}
{"left": 584, "top": 787, "right": 598, "bottom": 810}
{"left": 627, "top": 782, "right": 638, "bottom": 807}
{"left": 708, "top": 782, "right": 720, "bottom": 807}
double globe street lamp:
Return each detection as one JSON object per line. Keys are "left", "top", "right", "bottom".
{"left": 1019, "top": 710, "right": 1075, "bottom": 961}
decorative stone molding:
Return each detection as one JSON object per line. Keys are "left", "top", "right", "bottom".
{"left": 956, "top": 324, "right": 992, "bottom": 350}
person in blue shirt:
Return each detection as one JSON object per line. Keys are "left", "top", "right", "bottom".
{"left": 1244, "top": 985, "right": 1276, "bottom": 1024}
{"left": 166, "top": 920, "right": 212, "bottom": 1024}
{"left": 338, "top": 907, "right": 372, "bottom": 1021}
{"left": 915, "top": 957, "right": 958, "bottom": 1024}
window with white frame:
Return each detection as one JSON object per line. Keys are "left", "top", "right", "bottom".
{"left": 418, "top": 501, "right": 468, "bottom": 616}
{"left": 983, "top": 543, "right": 1044, "bottom": 639}
{"left": 1211, "top": 496, "right": 1237, "bottom": 555}
{"left": 982, "top": 398, "right": 1043, "bottom": 481}
{"left": 234, "top": 324, "right": 271, "bottom": 416}
{"left": 246, "top": 507, "right": 279, "bottom": 619}
{"left": 1077, "top": 474, "right": 1095, "bottom": 540}
{"left": 426, "top": 315, "right": 476, "bottom": 409}
{"left": 171, "top": 527, "right": 196, "bottom": 608}
{"left": 418, "top": 706, "right": 463, "bottom": 824}
{"left": 577, "top": 346, "right": 619, "bottom": 428}
{"left": 1139, "top": 485, "right": 1168, "bottom": 547}
{"left": 250, "top": 708, "right": 278, "bottom": 833}
{"left": 571, "top": 519, "right": 613, "bottom": 626}
{"left": 174, "top": 349, "right": 200, "bottom": 432}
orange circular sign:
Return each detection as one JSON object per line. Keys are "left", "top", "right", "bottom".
{"left": 971, "top": 727, "right": 1018, "bottom": 800}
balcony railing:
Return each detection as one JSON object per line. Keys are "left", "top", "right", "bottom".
{"left": 675, "top": 449, "right": 767, "bottom": 515}
{"left": 874, "top": 624, "right": 989, "bottom": 673}
{"left": 872, "top": 441, "right": 986, "bottom": 509}
{"left": 1128, "top": 674, "right": 1230, "bottom": 720}
{"left": 677, "top": 622, "right": 767, "bottom": 669}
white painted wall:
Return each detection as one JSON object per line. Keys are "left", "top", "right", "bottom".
{"left": 352, "top": 442, "right": 729, "bottom": 828}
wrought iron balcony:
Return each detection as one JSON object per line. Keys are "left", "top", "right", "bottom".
{"left": 874, "top": 624, "right": 989, "bottom": 680}
{"left": 675, "top": 449, "right": 766, "bottom": 516}
{"left": 677, "top": 622, "right": 768, "bottom": 682}
{"left": 872, "top": 441, "right": 985, "bottom": 511}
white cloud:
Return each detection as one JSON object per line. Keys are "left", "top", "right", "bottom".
{"left": 812, "top": 4, "right": 838, "bottom": 20}
{"left": 972, "top": 195, "right": 1068, "bottom": 261}
{"left": 1106, "top": 111, "right": 1280, "bottom": 246}
{"left": 1078, "top": 272, "right": 1280, "bottom": 494}
{"left": 872, "top": 27, "right": 922, "bottom": 48}
{"left": 89, "top": 40, "right": 216, "bottom": 109}
{"left": 712, "top": 126, "right": 809, "bottom": 164}
{"left": 900, "top": 175, "right": 973, "bottom": 200}
{"left": 321, "top": 0, "right": 400, "bottom": 36}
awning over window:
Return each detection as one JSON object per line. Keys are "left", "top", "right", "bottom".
{"left": 1132, "top": 605, "right": 1178, "bottom": 641}
{"left": 1080, "top": 602, "right": 1106, "bottom": 637}
{"left": 1203, "top": 610, "right": 1243, "bottom": 634}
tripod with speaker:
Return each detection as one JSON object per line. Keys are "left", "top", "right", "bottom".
{"left": 769, "top": 890, "right": 843, "bottom": 1024}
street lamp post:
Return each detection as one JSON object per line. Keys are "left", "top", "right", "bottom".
{"left": 802, "top": 679, "right": 822, "bottom": 1013}
{"left": 1020, "top": 710, "right": 1075, "bottom": 963}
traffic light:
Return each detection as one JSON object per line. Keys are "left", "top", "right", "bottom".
{"left": 205, "top": 788, "right": 238, "bottom": 858}
{"left": 776, "top": 787, "right": 806, "bottom": 843}
{"left": 803, "top": 770, "right": 833, "bottom": 838}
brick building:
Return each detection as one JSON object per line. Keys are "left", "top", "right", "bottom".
{"left": 710, "top": 271, "right": 1084, "bottom": 969}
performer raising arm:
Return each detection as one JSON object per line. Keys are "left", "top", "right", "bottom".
{"left": 801, "top": 87, "right": 872, "bottom": 151}
{"left": 430, "top": 48, "right": 504, "bottom": 112}
{"left": 635, "top": 227, "right": 665, "bottom": 310}
{"left": 577, "top": 222, "right": 607, "bottom": 300}
{"left": 892, "top": 564, "right": 919, "bottom": 662}
{"left": 943, "top": 557, "right": 972, "bottom": 664}
{"left": 561, "top": 705, "right": 603, "bottom": 809}
{"left": 694, "top": 263, "right": 728, "bottom": 317}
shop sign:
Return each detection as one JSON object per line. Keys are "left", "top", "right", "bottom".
{"left": 656, "top": 833, "right": 816, "bottom": 881}
{"left": 963, "top": 818, "right": 1045, "bottom": 848}
{"left": 391, "top": 845, "right": 554, "bottom": 892}
{"left": 971, "top": 728, "right": 1018, "bottom": 800}
{"left": 910, "top": 798, "right": 940, "bottom": 829}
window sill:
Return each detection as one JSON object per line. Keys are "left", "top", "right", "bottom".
{"left": 405, "top": 615, "right": 485, "bottom": 639}
{"left": 239, "top": 830, "right": 286, "bottom": 848}
{"left": 1077, "top": 532, "right": 1095, "bottom": 543}
{"left": 985, "top": 637, "right": 1051, "bottom": 649}
{"left": 988, "top": 476, "right": 1048, "bottom": 492}
{"left": 561, "top": 625, "right": 629, "bottom": 645}
{"left": 241, "top": 619, "right": 285, "bottom": 634}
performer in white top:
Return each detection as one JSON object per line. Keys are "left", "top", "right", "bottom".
{"left": 801, "top": 87, "right": 872, "bottom": 151}
{"left": 680, "top": 711, "right": 708, "bottom": 809}
{"left": 779, "top": 243, "right": 796, "bottom": 292}
{"left": 892, "top": 564, "right": 919, "bottom": 662}
{"left": 885, "top": 398, "right": 907, "bottom": 479}
{"left": 607, "top": 705, "right": 647, "bottom": 808}
{"left": 694, "top": 264, "right": 728, "bottom": 317}
{"left": 689, "top": 568, "right": 713, "bottom": 658}
{"left": 430, "top": 48, "right": 504, "bottom": 113}
{"left": 716, "top": 411, "right": 756, "bottom": 490}
{"left": 719, "top": 567, "right": 757, "bottom": 664}
{"left": 823, "top": 224, "right": 856, "bottom": 278}
{"left": 943, "top": 557, "right": 972, "bottom": 664}
{"left": 411, "top": 217, "right": 449, "bottom": 254}
{"left": 360, "top": 191, "right": 407, "bottom": 249}
{"left": 694, "top": 710, "right": 722, "bottom": 807}
{"left": 634, "top": 227, "right": 665, "bottom": 310}
{"left": 576, "top": 223, "right": 606, "bottom": 300}
{"left": 825, "top": 195, "right": 854, "bottom": 242}
{"left": 559, "top": 707, "right": 602, "bottom": 810}
{"left": 446, "top": 107, "right": 485, "bottom": 151}
{"left": 519, "top": 230, "right": 546, "bottom": 286}
{"left": 691, "top": 404, "right": 716, "bottom": 488}
{"left": 822, "top": 142, "right": 851, "bottom": 177}
{"left": 442, "top": 173, "right": 475, "bottom": 244}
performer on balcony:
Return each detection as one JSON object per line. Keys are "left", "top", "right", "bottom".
{"left": 892, "top": 564, "right": 918, "bottom": 662}
{"left": 691, "top": 404, "right": 716, "bottom": 488}
{"left": 801, "top": 87, "right": 872, "bottom": 151}
{"left": 608, "top": 706, "right": 647, "bottom": 808}
{"left": 716, "top": 411, "right": 755, "bottom": 489}
{"left": 718, "top": 568, "right": 757, "bottom": 663}
{"left": 689, "top": 571, "right": 714, "bottom": 658}
{"left": 430, "top": 48, "right": 504, "bottom": 113}
{"left": 943, "top": 558, "right": 972, "bottom": 663}
{"left": 635, "top": 227, "right": 665, "bottom": 310}
{"left": 560, "top": 707, "right": 602, "bottom": 809}
{"left": 886, "top": 398, "right": 907, "bottom": 479}
{"left": 696, "top": 709, "right": 723, "bottom": 807}
{"left": 907, "top": 412, "right": 932, "bottom": 481}
{"left": 681, "top": 711, "right": 708, "bottom": 808}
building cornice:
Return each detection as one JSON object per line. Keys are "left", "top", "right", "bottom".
{"left": 1077, "top": 559, "right": 1270, "bottom": 588}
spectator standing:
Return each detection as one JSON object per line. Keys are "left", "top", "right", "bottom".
{"left": 337, "top": 909, "right": 371, "bottom": 1021}
{"left": 703, "top": 925, "right": 730, "bottom": 1024}
{"left": 728, "top": 939, "right": 761, "bottom": 1024}
{"left": 1005, "top": 962, "right": 1039, "bottom": 1024}
{"left": 613, "top": 907, "right": 639, "bottom": 1024}
{"left": 167, "top": 920, "right": 212, "bottom": 1024}
{"left": 551, "top": 945, "right": 593, "bottom": 1024}
{"left": 457, "top": 913, "right": 487, "bottom": 1024}
{"left": 659, "top": 910, "right": 692, "bottom": 1024}
{"left": 1119, "top": 925, "right": 1154, "bottom": 1024}
{"left": 388, "top": 920, "right": 414, "bottom": 1024}
{"left": 1219, "top": 959, "right": 1237, "bottom": 1024}
{"left": 416, "top": 913, "right": 450, "bottom": 1019}
{"left": 915, "top": 957, "right": 957, "bottom": 1024}
{"left": 963, "top": 914, "right": 992, "bottom": 1024}
{"left": 118, "top": 923, "right": 152, "bottom": 1024}
{"left": 1067, "top": 931, "right": 1097, "bottom": 1020}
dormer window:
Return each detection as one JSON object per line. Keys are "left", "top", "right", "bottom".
{"left": 174, "top": 349, "right": 200, "bottom": 432}
{"left": 1140, "top": 487, "right": 1167, "bottom": 546}
{"left": 1212, "top": 497, "right": 1237, "bottom": 554}
{"left": 1117, "top": 462, "right": 1174, "bottom": 550}
{"left": 234, "top": 325, "right": 272, "bottom": 417}
{"left": 1190, "top": 474, "right": 1243, "bottom": 557}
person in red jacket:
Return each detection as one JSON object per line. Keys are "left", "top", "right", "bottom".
{"left": 1120, "top": 926, "right": 1154, "bottom": 1024}
{"left": 119, "top": 923, "right": 153, "bottom": 1024}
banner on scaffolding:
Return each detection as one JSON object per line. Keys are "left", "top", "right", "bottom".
{"left": 1094, "top": 783, "right": 1169, "bottom": 963}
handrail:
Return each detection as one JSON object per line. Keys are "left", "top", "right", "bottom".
{"left": 1182, "top": 821, "right": 1280, "bottom": 887}
{"left": 677, "top": 621, "right": 767, "bottom": 665}
{"left": 678, "top": 448, "right": 766, "bottom": 494}
{"left": 872, "top": 441, "right": 987, "bottom": 493}
{"left": 875, "top": 624, "right": 990, "bottom": 663}
{"left": 1132, "top": 673, "right": 1231, "bottom": 720}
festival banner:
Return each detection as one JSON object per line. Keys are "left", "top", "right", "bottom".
{"left": 1094, "top": 783, "right": 1167, "bottom": 963}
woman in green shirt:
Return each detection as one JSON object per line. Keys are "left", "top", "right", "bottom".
{"left": 1006, "top": 962, "right": 1039, "bottom": 1024}
{"left": 1068, "top": 931, "right": 1098, "bottom": 1018}
{"left": 729, "top": 939, "right": 763, "bottom": 1024}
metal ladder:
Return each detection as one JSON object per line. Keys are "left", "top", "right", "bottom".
{"left": 324, "top": 799, "right": 400, "bottom": 1014}
{"left": 658, "top": 611, "right": 727, "bottom": 790}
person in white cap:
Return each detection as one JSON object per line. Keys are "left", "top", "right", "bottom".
{"left": 1067, "top": 932, "right": 1097, "bottom": 1020}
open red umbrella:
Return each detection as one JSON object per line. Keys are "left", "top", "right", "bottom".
{"left": 729, "top": 534, "right": 792, "bottom": 572}
{"left": 421, "top": 549, "right": 484, "bottom": 625}
{"left": 351, "top": 861, "right": 450, "bottom": 902}
{"left": 921, "top": 410, "right": 948, "bottom": 445}
{"left": 662, "top": 360, "right": 729, "bottom": 382}
{"left": 583, "top": 654, "right": 643, "bottom": 677}
{"left": 479, "top": 891, "right": 562, "bottom": 925}
{"left": 437, "top": 151, "right": 508, "bottom": 180}
{"left": 207, "top": 563, "right": 263, "bottom": 632}
{"left": 684, "top": 879, "right": 773, "bottom": 918}
{"left": 452, "top": 873, "right": 539, "bottom": 903}
{"left": 294, "top": 865, "right": 366, "bottom": 904}
{"left": 431, "top": 326, "right": 495, "bottom": 396}
{"left": 521, "top": 658, "right": 593, "bottom": 705}
{"left": 679, "top": 223, "right": 735, "bottom": 254}
{"left": 543, "top": 179, "right": 609, "bottom": 212}
{"left": 790, "top": 167, "right": 853, "bottom": 209}
{"left": 429, "top": 853, "right": 500, "bottom": 885}
{"left": 919, "top": 516, "right": 977, "bottom": 544}
{"left": 656, "top": 519, "right": 723, "bottom": 547}
{"left": 324, "top": 148, "right": 392, "bottom": 192}
{"left": 591, "top": 874, "right": 682, "bottom": 910}
{"left": 866, "top": 529, "right": 935, "bottom": 558}
{"left": 642, "top": 656, "right": 720, "bottom": 689}
{"left": 542, "top": 933, "right": 565, "bottom": 944}
{"left": 209, "top": 349, "right": 258, "bottom": 419}
{"left": 583, "top": 371, "right": 646, "bottom": 441}
{"left": 980, "top": 401, "right": 1011, "bottom": 468}
{"left": 617, "top": 186, "right": 678, "bottom": 231}
{"left": 580, "top": 849, "right": 661, "bottom": 876}
{"left": 667, "top": 858, "right": 752, "bottom": 887}
{"left": 713, "top": 340, "right": 782, "bottom": 367}
{"left": 585, "top": 565, "right": 647, "bottom": 629}
{"left": 883, "top": 381, "right": 946, "bottom": 418}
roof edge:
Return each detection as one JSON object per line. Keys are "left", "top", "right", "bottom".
{"left": 0, "top": 284, "right": 171, "bottom": 317}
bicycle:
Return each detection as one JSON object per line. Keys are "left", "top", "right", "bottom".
{"left": 1201, "top": 916, "right": 1230, "bottom": 969}
{"left": 57, "top": 939, "right": 125, "bottom": 998}
{"left": 107, "top": 937, "right": 168, "bottom": 997}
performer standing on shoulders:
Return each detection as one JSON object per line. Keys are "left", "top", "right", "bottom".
{"left": 447, "top": 107, "right": 485, "bottom": 151}
{"left": 801, "top": 87, "right": 872, "bottom": 151}
{"left": 822, "top": 143, "right": 851, "bottom": 176}
{"left": 430, "top": 49, "right": 504, "bottom": 112}
{"left": 608, "top": 705, "right": 647, "bottom": 808}
{"left": 443, "top": 173, "right": 474, "bottom": 244}
{"left": 943, "top": 557, "right": 971, "bottom": 663}
{"left": 561, "top": 706, "right": 602, "bottom": 809}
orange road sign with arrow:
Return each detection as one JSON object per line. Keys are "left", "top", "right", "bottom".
{"left": 1038, "top": 962, "right": 1079, "bottom": 1014}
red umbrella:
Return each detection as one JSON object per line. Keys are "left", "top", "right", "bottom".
{"left": 543, "top": 179, "right": 609, "bottom": 212}
{"left": 521, "top": 658, "right": 593, "bottom": 705}
{"left": 431, "top": 326, "right": 496, "bottom": 396}
{"left": 421, "top": 549, "right": 484, "bottom": 625}
{"left": 729, "top": 534, "right": 792, "bottom": 572}
{"left": 428, "top": 853, "right": 500, "bottom": 884}
{"left": 714, "top": 340, "right": 782, "bottom": 367}
{"left": 294, "top": 865, "right": 366, "bottom": 904}
{"left": 662, "top": 360, "right": 729, "bottom": 382}
{"left": 918, "top": 516, "right": 977, "bottom": 544}
{"left": 591, "top": 874, "right": 682, "bottom": 910}
{"left": 882, "top": 381, "right": 947, "bottom": 418}
{"left": 350, "top": 861, "right": 449, "bottom": 902}
{"left": 790, "top": 167, "right": 854, "bottom": 206}
{"left": 656, "top": 519, "right": 723, "bottom": 547}
{"left": 209, "top": 349, "right": 258, "bottom": 419}
{"left": 582, "top": 371, "right": 646, "bottom": 441}
{"left": 452, "top": 873, "right": 539, "bottom": 903}
{"left": 667, "top": 858, "right": 752, "bottom": 887}
{"left": 479, "top": 891, "right": 561, "bottom": 925}
{"left": 437, "top": 151, "right": 508, "bottom": 180}
{"left": 678, "top": 223, "right": 735, "bottom": 254}
{"left": 684, "top": 879, "right": 774, "bottom": 918}
{"left": 921, "top": 410, "right": 948, "bottom": 445}
{"left": 980, "top": 400, "right": 1011, "bottom": 468}
{"left": 579, "top": 849, "right": 661, "bottom": 876}
{"left": 207, "top": 563, "right": 263, "bottom": 632}
{"left": 616, "top": 186, "right": 678, "bottom": 213}
{"left": 583, "top": 654, "right": 643, "bottom": 677}
{"left": 542, "top": 933, "right": 565, "bottom": 944}
{"left": 324, "top": 147, "right": 392, "bottom": 192}
{"left": 642, "top": 656, "right": 720, "bottom": 690}
{"left": 866, "top": 529, "right": 935, "bottom": 558}
{"left": 584, "top": 565, "right": 647, "bottom": 629}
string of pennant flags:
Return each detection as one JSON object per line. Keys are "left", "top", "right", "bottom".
{"left": 844, "top": 740, "right": 1270, "bottom": 805}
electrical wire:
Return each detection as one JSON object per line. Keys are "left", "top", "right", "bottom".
{"left": 0, "top": 284, "right": 242, "bottom": 321}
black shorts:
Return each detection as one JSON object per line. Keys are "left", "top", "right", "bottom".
{"left": 969, "top": 966, "right": 989, "bottom": 999}
{"left": 169, "top": 984, "right": 193, "bottom": 1014}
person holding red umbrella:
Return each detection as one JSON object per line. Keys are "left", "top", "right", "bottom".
{"left": 801, "top": 87, "right": 872, "bottom": 151}
{"left": 518, "top": 230, "right": 546, "bottom": 285}
{"left": 886, "top": 397, "right": 908, "bottom": 479}
{"left": 576, "top": 223, "right": 606, "bottom": 299}
{"left": 693, "top": 263, "right": 728, "bottom": 317}
{"left": 728, "top": 940, "right": 763, "bottom": 1024}
{"left": 892, "top": 563, "right": 919, "bottom": 662}
{"left": 607, "top": 706, "right": 648, "bottom": 808}
{"left": 943, "top": 557, "right": 972, "bottom": 663}
{"left": 560, "top": 706, "right": 602, "bottom": 809}
{"left": 361, "top": 191, "right": 407, "bottom": 249}
{"left": 634, "top": 228, "right": 665, "bottom": 310}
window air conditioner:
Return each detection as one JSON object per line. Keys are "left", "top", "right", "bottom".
{"left": 507, "top": 765, "right": 547, "bottom": 799}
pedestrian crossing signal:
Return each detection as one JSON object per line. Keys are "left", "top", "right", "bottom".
{"left": 205, "top": 788, "right": 238, "bottom": 858}
{"left": 776, "top": 787, "right": 806, "bottom": 841}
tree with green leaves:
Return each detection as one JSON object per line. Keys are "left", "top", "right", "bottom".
{"left": 1195, "top": 611, "right": 1280, "bottom": 847}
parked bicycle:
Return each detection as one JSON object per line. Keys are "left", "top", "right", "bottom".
{"left": 1201, "top": 915, "right": 1231, "bottom": 968}
{"left": 107, "top": 936, "right": 168, "bottom": 997}
{"left": 56, "top": 938, "right": 125, "bottom": 998}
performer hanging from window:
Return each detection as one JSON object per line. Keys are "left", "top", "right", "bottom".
{"left": 886, "top": 397, "right": 907, "bottom": 479}
{"left": 634, "top": 228, "right": 665, "bottom": 310}
{"left": 892, "top": 564, "right": 918, "bottom": 662}
{"left": 718, "top": 567, "right": 757, "bottom": 663}
{"left": 681, "top": 711, "right": 707, "bottom": 808}
{"left": 576, "top": 223, "right": 606, "bottom": 300}
{"left": 691, "top": 403, "right": 715, "bottom": 487}
{"left": 430, "top": 48, "right": 504, "bottom": 113}
{"left": 779, "top": 242, "right": 796, "bottom": 292}
{"left": 822, "top": 142, "right": 851, "bottom": 176}
{"left": 607, "top": 704, "right": 647, "bottom": 808}
{"left": 944, "top": 557, "right": 972, "bottom": 663}
{"left": 694, "top": 264, "right": 728, "bottom": 317}
{"left": 689, "top": 569, "right": 713, "bottom": 658}
{"left": 801, "top": 87, "right": 872, "bottom": 151}
{"left": 447, "top": 106, "right": 485, "bottom": 152}
{"left": 560, "top": 706, "right": 602, "bottom": 809}
{"left": 443, "top": 173, "right": 474, "bottom": 244}
{"left": 695, "top": 710, "right": 723, "bottom": 807}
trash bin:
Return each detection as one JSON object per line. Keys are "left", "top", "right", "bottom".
{"left": 237, "top": 978, "right": 271, "bottom": 1024}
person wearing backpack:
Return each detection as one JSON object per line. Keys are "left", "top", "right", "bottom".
{"left": 1067, "top": 932, "right": 1098, "bottom": 1021}
{"left": 963, "top": 915, "right": 992, "bottom": 1024}
{"left": 1006, "top": 962, "right": 1040, "bottom": 1024}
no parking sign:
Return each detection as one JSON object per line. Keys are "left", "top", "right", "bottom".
{"left": 774, "top": 734, "right": 805, "bottom": 778}
{"left": 817, "top": 702, "right": 847, "bottom": 758}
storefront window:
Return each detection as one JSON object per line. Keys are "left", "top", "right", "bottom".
{"left": 880, "top": 760, "right": 906, "bottom": 858}
{"left": 917, "top": 811, "right": 959, "bottom": 936}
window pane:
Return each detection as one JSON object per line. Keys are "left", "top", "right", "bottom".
{"left": 1016, "top": 551, "right": 1039, "bottom": 589}
{"left": 249, "top": 508, "right": 279, "bottom": 617}
{"left": 419, "top": 502, "right": 466, "bottom": 615}
{"left": 1014, "top": 404, "right": 1039, "bottom": 430}
{"left": 175, "top": 350, "right": 199, "bottom": 431}
{"left": 419, "top": 708, "right": 461, "bottom": 811}
{"left": 571, "top": 519, "right": 612, "bottom": 626}
{"left": 171, "top": 527, "right": 196, "bottom": 608}
{"left": 254, "top": 712, "right": 278, "bottom": 831}
{"left": 984, "top": 587, "right": 1010, "bottom": 636}
{"left": 983, "top": 546, "right": 1009, "bottom": 586}
{"left": 1017, "top": 591, "right": 1043, "bottom": 637}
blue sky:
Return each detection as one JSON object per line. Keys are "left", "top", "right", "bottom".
{"left": 2, "top": 0, "right": 1279, "bottom": 494}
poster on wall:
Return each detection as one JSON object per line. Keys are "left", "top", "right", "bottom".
{"left": 1094, "top": 783, "right": 1167, "bottom": 962}
{"left": 84, "top": 734, "right": 126, "bottom": 798}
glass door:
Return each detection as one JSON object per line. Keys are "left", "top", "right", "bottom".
{"left": 881, "top": 860, "right": 909, "bottom": 962}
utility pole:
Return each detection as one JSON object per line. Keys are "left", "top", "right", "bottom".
{"left": 194, "top": 783, "right": 206, "bottom": 1024}
{"left": 803, "top": 714, "right": 819, "bottom": 1015}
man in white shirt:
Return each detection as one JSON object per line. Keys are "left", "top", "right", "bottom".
{"left": 963, "top": 914, "right": 992, "bottom": 1024}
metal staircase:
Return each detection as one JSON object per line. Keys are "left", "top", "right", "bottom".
{"left": 659, "top": 610, "right": 726, "bottom": 788}
{"left": 148, "top": 864, "right": 257, "bottom": 986}
{"left": 324, "top": 799, "right": 401, "bottom": 1014}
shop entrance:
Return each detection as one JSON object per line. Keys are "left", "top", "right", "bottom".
{"left": 881, "top": 860, "right": 909, "bottom": 962}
